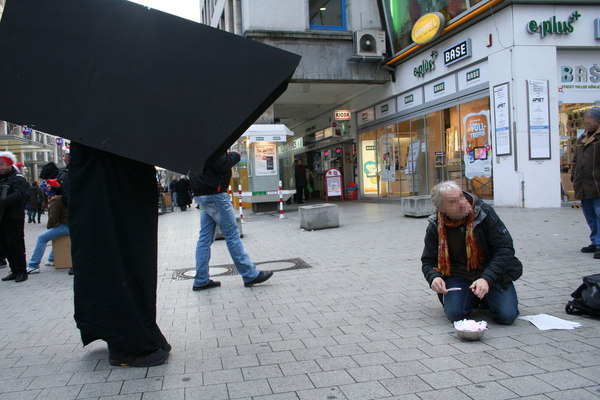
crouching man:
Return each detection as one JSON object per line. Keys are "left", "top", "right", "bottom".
{"left": 421, "top": 181, "right": 522, "bottom": 325}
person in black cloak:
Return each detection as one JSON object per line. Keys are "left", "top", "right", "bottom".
{"left": 69, "top": 142, "right": 171, "bottom": 367}
{"left": 175, "top": 175, "right": 192, "bottom": 211}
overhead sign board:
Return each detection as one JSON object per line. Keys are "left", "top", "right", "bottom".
{"left": 443, "top": 39, "right": 472, "bottom": 66}
{"left": 334, "top": 110, "right": 352, "bottom": 120}
{"left": 411, "top": 12, "right": 445, "bottom": 44}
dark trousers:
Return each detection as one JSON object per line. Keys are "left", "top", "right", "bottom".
{"left": 0, "top": 217, "right": 27, "bottom": 275}
{"left": 295, "top": 186, "right": 306, "bottom": 203}
{"left": 443, "top": 276, "right": 519, "bottom": 325}
{"left": 70, "top": 142, "right": 169, "bottom": 355}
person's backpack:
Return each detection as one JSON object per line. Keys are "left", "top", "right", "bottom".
{"left": 565, "top": 273, "right": 600, "bottom": 317}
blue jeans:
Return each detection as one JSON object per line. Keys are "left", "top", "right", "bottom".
{"left": 443, "top": 276, "right": 519, "bottom": 325}
{"left": 28, "top": 224, "right": 70, "bottom": 268}
{"left": 581, "top": 198, "right": 600, "bottom": 247}
{"left": 193, "top": 193, "right": 259, "bottom": 287}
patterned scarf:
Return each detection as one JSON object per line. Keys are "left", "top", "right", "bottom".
{"left": 435, "top": 203, "right": 484, "bottom": 276}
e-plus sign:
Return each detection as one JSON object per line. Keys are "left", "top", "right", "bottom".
{"left": 571, "top": 11, "right": 581, "bottom": 21}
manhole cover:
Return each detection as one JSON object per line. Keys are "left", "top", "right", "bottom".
{"left": 172, "top": 258, "right": 312, "bottom": 280}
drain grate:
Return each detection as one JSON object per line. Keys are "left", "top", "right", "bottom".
{"left": 172, "top": 258, "right": 312, "bottom": 280}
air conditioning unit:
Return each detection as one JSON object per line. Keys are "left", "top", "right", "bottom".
{"left": 353, "top": 30, "right": 386, "bottom": 57}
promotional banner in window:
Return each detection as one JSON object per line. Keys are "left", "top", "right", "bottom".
{"left": 463, "top": 110, "right": 492, "bottom": 179}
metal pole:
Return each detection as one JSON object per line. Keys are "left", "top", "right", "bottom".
{"left": 278, "top": 180, "right": 284, "bottom": 219}
{"left": 238, "top": 184, "right": 244, "bottom": 223}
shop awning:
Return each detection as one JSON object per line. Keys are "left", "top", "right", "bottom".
{"left": 242, "top": 124, "right": 294, "bottom": 142}
{"left": 0, "top": 135, "right": 54, "bottom": 153}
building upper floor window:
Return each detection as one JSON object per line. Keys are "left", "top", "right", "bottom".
{"left": 309, "top": 0, "right": 347, "bottom": 31}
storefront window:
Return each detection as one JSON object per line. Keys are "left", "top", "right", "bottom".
{"left": 309, "top": 0, "right": 346, "bottom": 31}
{"left": 559, "top": 103, "right": 595, "bottom": 201}
{"left": 382, "top": 0, "right": 487, "bottom": 55}
{"left": 359, "top": 129, "right": 378, "bottom": 197}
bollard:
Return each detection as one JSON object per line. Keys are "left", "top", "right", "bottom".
{"left": 238, "top": 184, "right": 244, "bottom": 223}
{"left": 278, "top": 180, "right": 284, "bottom": 219}
{"left": 228, "top": 185, "right": 233, "bottom": 206}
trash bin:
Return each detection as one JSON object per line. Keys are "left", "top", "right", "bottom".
{"left": 346, "top": 182, "right": 358, "bottom": 200}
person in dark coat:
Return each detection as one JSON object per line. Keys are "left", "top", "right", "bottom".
{"left": 189, "top": 151, "right": 273, "bottom": 290}
{"left": 294, "top": 159, "right": 307, "bottom": 203}
{"left": 0, "top": 151, "right": 31, "bottom": 283}
{"left": 571, "top": 107, "right": 600, "bottom": 258}
{"left": 175, "top": 175, "right": 191, "bottom": 211}
{"left": 69, "top": 142, "right": 170, "bottom": 367}
{"left": 421, "top": 181, "right": 522, "bottom": 325}
{"left": 28, "top": 181, "right": 44, "bottom": 224}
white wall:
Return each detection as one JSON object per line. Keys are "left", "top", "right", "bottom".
{"left": 241, "top": 0, "right": 307, "bottom": 32}
{"left": 348, "top": 0, "right": 382, "bottom": 31}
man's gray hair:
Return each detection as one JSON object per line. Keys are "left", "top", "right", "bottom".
{"left": 431, "top": 180, "right": 461, "bottom": 209}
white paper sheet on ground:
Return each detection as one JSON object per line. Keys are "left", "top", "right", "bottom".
{"left": 519, "top": 314, "right": 583, "bottom": 330}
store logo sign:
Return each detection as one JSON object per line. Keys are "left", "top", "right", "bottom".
{"left": 527, "top": 10, "right": 581, "bottom": 38}
{"left": 404, "top": 94, "right": 414, "bottom": 104}
{"left": 443, "top": 39, "right": 471, "bottom": 66}
{"left": 414, "top": 51, "right": 437, "bottom": 78}
{"left": 411, "top": 12, "right": 445, "bottom": 44}
{"left": 466, "top": 68, "right": 481, "bottom": 82}
{"left": 334, "top": 110, "right": 352, "bottom": 120}
{"left": 366, "top": 145, "right": 375, "bottom": 151}
{"left": 433, "top": 82, "right": 445, "bottom": 94}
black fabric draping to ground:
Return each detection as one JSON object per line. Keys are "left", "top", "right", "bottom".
{"left": 69, "top": 142, "right": 169, "bottom": 354}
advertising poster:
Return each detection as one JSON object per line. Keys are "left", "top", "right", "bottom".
{"left": 379, "top": 134, "right": 396, "bottom": 182}
{"left": 361, "top": 140, "right": 378, "bottom": 194}
{"left": 527, "top": 79, "right": 551, "bottom": 159}
{"left": 405, "top": 141, "right": 420, "bottom": 175}
{"left": 493, "top": 83, "right": 511, "bottom": 156}
{"left": 463, "top": 110, "right": 492, "bottom": 179}
{"left": 254, "top": 143, "right": 277, "bottom": 176}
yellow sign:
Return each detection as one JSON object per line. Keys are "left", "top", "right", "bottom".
{"left": 411, "top": 12, "right": 445, "bottom": 44}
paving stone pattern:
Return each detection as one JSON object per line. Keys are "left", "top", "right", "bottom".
{"left": 1, "top": 201, "right": 599, "bottom": 399}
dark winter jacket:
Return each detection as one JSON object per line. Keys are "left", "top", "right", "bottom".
{"left": 47, "top": 195, "right": 68, "bottom": 229}
{"left": 190, "top": 152, "right": 240, "bottom": 196}
{"left": 0, "top": 168, "right": 31, "bottom": 220}
{"left": 295, "top": 164, "right": 307, "bottom": 187}
{"left": 421, "top": 192, "right": 523, "bottom": 290}
{"left": 572, "top": 126, "right": 600, "bottom": 200}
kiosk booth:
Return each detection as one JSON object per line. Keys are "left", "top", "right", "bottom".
{"left": 235, "top": 124, "right": 296, "bottom": 212}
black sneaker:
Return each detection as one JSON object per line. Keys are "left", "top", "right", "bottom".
{"left": 192, "top": 280, "right": 221, "bottom": 291}
{"left": 1, "top": 272, "right": 16, "bottom": 281}
{"left": 109, "top": 349, "right": 169, "bottom": 367}
{"left": 594, "top": 249, "right": 600, "bottom": 259}
{"left": 244, "top": 271, "right": 273, "bottom": 287}
{"left": 581, "top": 244, "right": 596, "bottom": 253}
{"left": 15, "top": 273, "right": 28, "bottom": 283}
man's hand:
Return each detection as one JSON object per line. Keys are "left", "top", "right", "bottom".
{"left": 469, "top": 278, "right": 489, "bottom": 299}
{"left": 431, "top": 277, "right": 447, "bottom": 294}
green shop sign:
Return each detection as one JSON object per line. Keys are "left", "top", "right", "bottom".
{"left": 527, "top": 11, "right": 581, "bottom": 38}
{"left": 414, "top": 51, "right": 437, "bottom": 78}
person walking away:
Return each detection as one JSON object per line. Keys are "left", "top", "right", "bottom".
{"left": 28, "top": 181, "right": 44, "bottom": 223}
{"left": 189, "top": 151, "right": 273, "bottom": 290}
{"left": 26, "top": 179, "right": 70, "bottom": 274}
{"left": 294, "top": 159, "right": 307, "bottom": 203}
{"left": 175, "top": 175, "right": 191, "bottom": 211}
{"left": 0, "top": 151, "right": 31, "bottom": 283}
{"left": 572, "top": 107, "right": 600, "bottom": 258}
{"left": 422, "top": 181, "right": 522, "bottom": 325}
{"left": 169, "top": 178, "right": 178, "bottom": 211}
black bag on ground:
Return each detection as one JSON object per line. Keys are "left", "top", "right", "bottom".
{"left": 565, "top": 273, "right": 600, "bottom": 317}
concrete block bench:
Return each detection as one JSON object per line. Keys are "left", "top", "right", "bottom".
{"left": 402, "top": 195, "right": 436, "bottom": 217}
{"left": 215, "top": 217, "right": 243, "bottom": 240}
{"left": 299, "top": 204, "right": 339, "bottom": 230}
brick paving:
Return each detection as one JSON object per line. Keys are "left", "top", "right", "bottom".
{"left": 1, "top": 200, "right": 599, "bottom": 399}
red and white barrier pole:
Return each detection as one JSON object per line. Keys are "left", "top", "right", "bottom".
{"left": 278, "top": 180, "right": 284, "bottom": 219}
{"left": 228, "top": 185, "right": 233, "bottom": 207}
{"left": 238, "top": 184, "right": 244, "bottom": 223}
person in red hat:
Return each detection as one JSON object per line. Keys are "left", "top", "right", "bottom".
{"left": 0, "top": 151, "right": 31, "bottom": 283}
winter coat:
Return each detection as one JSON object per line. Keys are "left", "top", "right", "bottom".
{"left": 30, "top": 186, "right": 44, "bottom": 208}
{"left": 295, "top": 164, "right": 307, "bottom": 187}
{"left": 47, "top": 195, "right": 68, "bottom": 229}
{"left": 421, "top": 192, "right": 523, "bottom": 290}
{"left": 174, "top": 178, "right": 191, "bottom": 207}
{"left": 0, "top": 168, "right": 30, "bottom": 221}
{"left": 190, "top": 152, "right": 240, "bottom": 196}
{"left": 572, "top": 126, "right": 600, "bottom": 200}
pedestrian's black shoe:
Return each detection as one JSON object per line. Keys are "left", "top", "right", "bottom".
{"left": 581, "top": 244, "right": 596, "bottom": 253}
{"left": 244, "top": 271, "right": 273, "bottom": 287}
{"left": 68, "top": 267, "right": 74, "bottom": 275}
{"left": 1, "top": 272, "right": 16, "bottom": 281}
{"left": 192, "top": 280, "right": 221, "bottom": 291}
{"left": 594, "top": 249, "right": 600, "bottom": 259}
{"left": 15, "top": 273, "right": 27, "bottom": 283}
{"left": 0, "top": 259, "right": 7, "bottom": 269}
{"left": 109, "top": 349, "right": 169, "bottom": 367}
